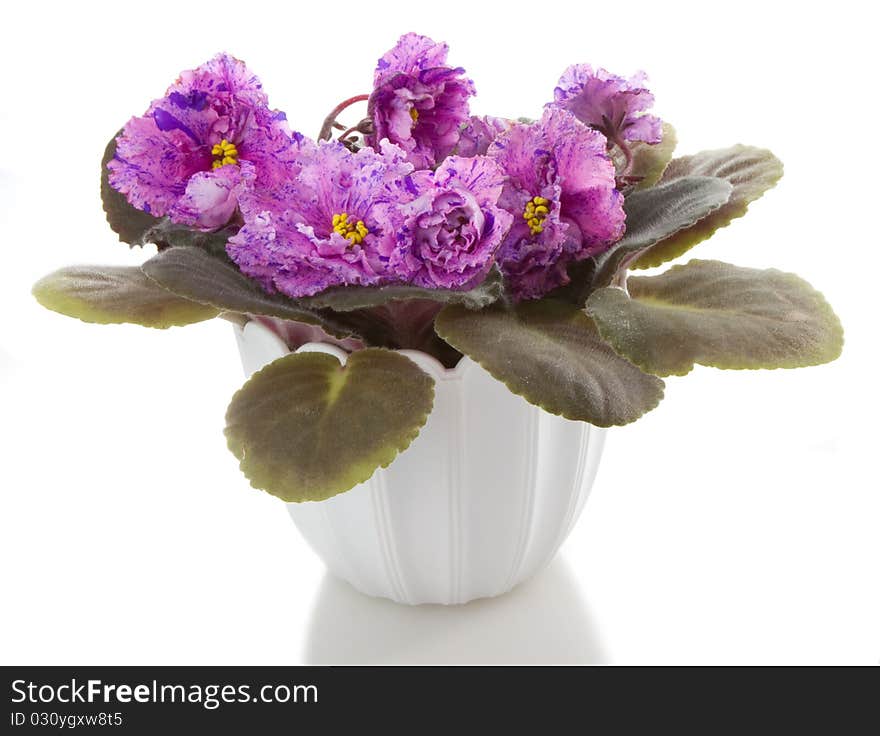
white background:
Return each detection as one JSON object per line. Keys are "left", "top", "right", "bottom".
{"left": 2, "top": 0, "right": 877, "bottom": 664}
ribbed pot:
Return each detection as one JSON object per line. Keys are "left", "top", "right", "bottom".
{"left": 235, "top": 320, "right": 606, "bottom": 605}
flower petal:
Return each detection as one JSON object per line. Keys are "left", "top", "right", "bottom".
{"left": 169, "top": 165, "right": 243, "bottom": 230}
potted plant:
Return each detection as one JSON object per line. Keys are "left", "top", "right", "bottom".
{"left": 32, "top": 33, "right": 843, "bottom": 605}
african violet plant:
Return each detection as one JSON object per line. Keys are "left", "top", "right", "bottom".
{"left": 33, "top": 33, "right": 843, "bottom": 503}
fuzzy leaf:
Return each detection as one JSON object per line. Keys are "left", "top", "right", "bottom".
{"left": 435, "top": 300, "right": 664, "bottom": 426}
{"left": 299, "top": 267, "right": 504, "bottom": 312}
{"left": 142, "top": 247, "right": 356, "bottom": 339}
{"left": 225, "top": 349, "right": 435, "bottom": 502}
{"left": 586, "top": 259, "right": 844, "bottom": 376}
{"left": 33, "top": 266, "right": 219, "bottom": 328}
{"left": 592, "top": 176, "right": 733, "bottom": 288}
{"left": 633, "top": 145, "right": 784, "bottom": 269}
{"left": 141, "top": 220, "right": 239, "bottom": 258}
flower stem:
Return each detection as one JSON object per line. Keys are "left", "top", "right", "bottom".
{"left": 318, "top": 94, "right": 370, "bottom": 141}
{"left": 337, "top": 124, "right": 361, "bottom": 142}
{"left": 610, "top": 251, "right": 642, "bottom": 293}
{"left": 610, "top": 134, "right": 634, "bottom": 179}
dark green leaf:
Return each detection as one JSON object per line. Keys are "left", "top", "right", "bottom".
{"left": 298, "top": 267, "right": 504, "bottom": 312}
{"left": 633, "top": 145, "right": 784, "bottom": 269}
{"left": 32, "top": 266, "right": 219, "bottom": 328}
{"left": 592, "top": 176, "right": 733, "bottom": 288}
{"left": 141, "top": 220, "right": 239, "bottom": 259}
{"left": 435, "top": 300, "right": 664, "bottom": 426}
{"left": 586, "top": 259, "right": 844, "bottom": 376}
{"left": 142, "top": 247, "right": 356, "bottom": 339}
{"left": 225, "top": 349, "right": 435, "bottom": 502}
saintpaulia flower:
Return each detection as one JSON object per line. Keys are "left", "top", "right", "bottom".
{"left": 367, "top": 33, "right": 476, "bottom": 169}
{"left": 487, "top": 108, "right": 625, "bottom": 300}
{"left": 552, "top": 64, "right": 662, "bottom": 147}
{"left": 385, "top": 155, "right": 513, "bottom": 289}
{"left": 108, "top": 54, "right": 296, "bottom": 230}
{"left": 227, "top": 139, "right": 415, "bottom": 298}
{"left": 455, "top": 115, "right": 513, "bottom": 158}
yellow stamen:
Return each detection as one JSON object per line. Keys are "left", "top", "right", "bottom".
{"left": 332, "top": 212, "right": 370, "bottom": 245}
{"left": 410, "top": 106, "right": 419, "bottom": 123}
{"left": 522, "top": 196, "right": 551, "bottom": 236}
{"left": 211, "top": 139, "right": 239, "bottom": 169}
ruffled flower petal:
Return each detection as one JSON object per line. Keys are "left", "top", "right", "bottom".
{"left": 169, "top": 53, "right": 268, "bottom": 111}
{"left": 456, "top": 115, "right": 513, "bottom": 158}
{"left": 227, "top": 140, "right": 415, "bottom": 298}
{"left": 108, "top": 116, "right": 203, "bottom": 217}
{"left": 488, "top": 108, "right": 625, "bottom": 300}
{"left": 374, "top": 32, "right": 451, "bottom": 87}
{"left": 107, "top": 53, "right": 296, "bottom": 231}
{"left": 390, "top": 155, "right": 513, "bottom": 289}
{"left": 540, "top": 107, "right": 625, "bottom": 250}
{"left": 367, "top": 33, "right": 476, "bottom": 169}
{"left": 169, "top": 164, "right": 244, "bottom": 230}
{"left": 552, "top": 64, "right": 662, "bottom": 145}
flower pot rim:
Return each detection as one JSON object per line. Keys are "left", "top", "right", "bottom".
{"left": 240, "top": 319, "right": 476, "bottom": 383}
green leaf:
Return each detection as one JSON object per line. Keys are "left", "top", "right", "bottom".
{"left": 101, "top": 132, "right": 162, "bottom": 246}
{"left": 435, "top": 300, "right": 664, "bottom": 426}
{"left": 592, "top": 176, "right": 733, "bottom": 289}
{"left": 32, "top": 266, "right": 219, "bottom": 328}
{"left": 142, "top": 247, "right": 356, "bottom": 339}
{"left": 141, "top": 220, "right": 239, "bottom": 259}
{"left": 225, "top": 349, "right": 435, "bottom": 502}
{"left": 586, "top": 259, "right": 844, "bottom": 377}
{"left": 633, "top": 145, "right": 784, "bottom": 269}
{"left": 298, "top": 267, "right": 504, "bottom": 312}
{"left": 616, "top": 122, "right": 678, "bottom": 189}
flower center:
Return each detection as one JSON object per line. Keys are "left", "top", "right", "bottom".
{"left": 211, "top": 139, "right": 239, "bottom": 169}
{"left": 523, "top": 196, "right": 550, "bottom": 235}
{"left": 409, "top": 106, "right": 419, "bottom": 124}
{"left": 332, "top": 212, "right": 369, "bottom": 245}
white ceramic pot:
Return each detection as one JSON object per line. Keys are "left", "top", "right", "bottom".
{"left": 235, "top": 320, "right": 606, "bottom": 605}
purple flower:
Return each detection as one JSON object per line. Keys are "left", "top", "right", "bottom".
{"left": 487, "top": 108, "right": 625, "bottom": 300}
{"left": 455, "top": 116, "right": 513, "bottom": 158}
{"left": 367, "top": 33, "right": 476, "bottom": 169}
{"left": 552, "top": 64, "right": 662, "bottom": 146}
{"left": 386, "top": 155, "right": 513, "bottom": 289}
{"left": 227, "top": 139, "right": 416, "bottom": 298}
{"left": 108, "top": 53, "right": 297, "bottom": 230}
